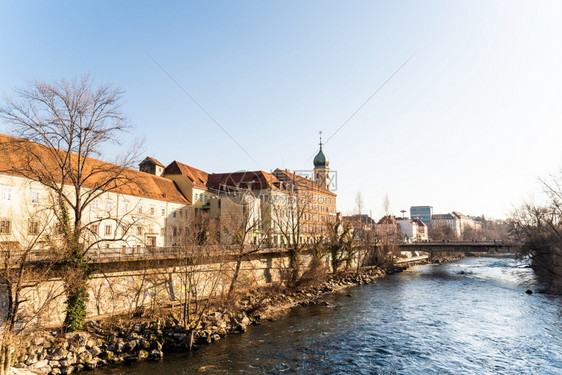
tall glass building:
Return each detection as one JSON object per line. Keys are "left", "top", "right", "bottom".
{"left": 410, "top": 206, "right": 433, "bottom": 224}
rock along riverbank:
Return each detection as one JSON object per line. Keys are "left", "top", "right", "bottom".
{"left": 10, "top": 263, "right": 431, "bottom": 375}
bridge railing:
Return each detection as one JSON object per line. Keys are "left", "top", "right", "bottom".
{"left": 0, "top": 240, "right": 514, "bottom": 264}
{"left": 0, "top": 243, "right": 294, "bottom": 264}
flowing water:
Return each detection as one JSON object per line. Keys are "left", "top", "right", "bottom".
{"left": 95, "top": 257, "right": 562, "bottom": 374}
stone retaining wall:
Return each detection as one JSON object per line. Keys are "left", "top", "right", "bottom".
{"left": 12, "top": 266, "right": 385, "bottom": 375}
{"left": 3, "top": 252, "right": 317, "bottom": 328}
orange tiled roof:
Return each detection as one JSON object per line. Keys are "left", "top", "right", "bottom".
{"left": 0, "top": 133, "right": 190, "bottom": 204}
{"left": 142, "top": 156, "right": 165, "bottom": 168}
{"left": 164, "top": 160, "right": 210, "bottom": 189}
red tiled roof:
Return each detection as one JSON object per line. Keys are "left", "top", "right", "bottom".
{"left": 377, "top": 215, "right": 397, "bottom": 225}
{"left": 0, "top": 134, "right": 190, "bottom": 204}
{"left": 207, "top": 170, "right": 285, "bottom": 192}
{"left": 343, "top": 214, "right": 375, "bottom": 224}
{"left": 273, "top": 169, "right": 336, "bottom": 196}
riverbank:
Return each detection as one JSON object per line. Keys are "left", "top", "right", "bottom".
{"left": 395, "top": 251, "right": 466, "bottom": 267}
{"left": 430, "top": 251, "right": 467, "bottom": 264}
{"left": 96, "top": 256, "right": 558, "bottom": 375}
{"left": 9, "top": 267, "right": 389, "bottom": 375}
{"left": 10, "top": 252, "right": 472, "bottom": 375}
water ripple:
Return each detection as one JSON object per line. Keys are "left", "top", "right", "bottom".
{"left": 95, "top": 257, "right": 562, "bottom": 375}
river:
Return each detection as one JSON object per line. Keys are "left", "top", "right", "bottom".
{"left": 94, "top": 257, "right": 562, "bottom": 374}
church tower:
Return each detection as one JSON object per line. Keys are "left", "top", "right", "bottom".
{"left": 313, "top": 131, "right": 330, "bottom": 189}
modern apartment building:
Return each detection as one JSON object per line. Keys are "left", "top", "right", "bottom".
{"left": 410, "top": 206, "right": 433, "bottom": 224}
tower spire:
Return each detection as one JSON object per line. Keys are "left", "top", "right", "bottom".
{"left": 313, "top": 131, "right": 330, "bottom": 189}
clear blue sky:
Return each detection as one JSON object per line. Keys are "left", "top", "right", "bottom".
{"left": 2, "top": 0, "right": 562, "bottom": 219}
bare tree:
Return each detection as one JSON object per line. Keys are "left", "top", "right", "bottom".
{"left": 0, "top": 211, "right": 63, "bottom": 375}
{"left": 374, "top": 195, "right": 400, "bottom": 266}
{"left": 268, "top": 190, "right": 309, "bottom": 286}
{"left": 461, "top": 226, "right": 479, "bottom": 241}
{"left": 175, "top": 210, "right": 226, "bottom": 350}
{"left": 355, "top": 191, "right": 364, "bottom": 215}
{"left": 218, "top": 190, "right": 265, "bottom": 297}
{"left": 303, "top": 233, "right": 329, "bottom": 283}
{"left": 510, "top": 174, "right": 562, "bottom": 294}
{"left": 327, "top": 221, "right": 355, "bottom": 273}
{"left": 0, "top": 75, "right": 140, "bottom": 331}
{"left": 428, "top": 223, "right": 458, "bottom": 241}
{"left": 470, "top": 216, "right": 511, "bottom": 241}
{"left": 383, "top": 194, "right": 390, "bottom": 216}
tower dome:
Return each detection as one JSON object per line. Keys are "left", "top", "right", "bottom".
{"left": 313, "top": 148, "right": 329, "bottom": 168}
{"left": 313, "top": 132, "right": 329, "bottom": 168}
{"left": 313, "top": 131, "right": 330, "bottom": 189}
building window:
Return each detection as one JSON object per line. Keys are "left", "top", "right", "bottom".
{"left": 30, "top": 190, "right": 40, "bottom": 204}
{"left": 161, "top": 208, "right": 165, "bottom": 216}
{"left": 160, "top": 227, "right": 165, "bottom": 236}
{"left": 91, "top": 224, "right": 99, "bottom": 236}
{"left": 28, "top": 220, "right": 40, "bottom": 235}
{"left": 150, "top": 207, "right": 155, "bottom": 216}
{"left": 106, "top": 199, "right": 113, "bottom": 211}
{"left": 173, "top": 211, "right": 176, "bottom": 218}
{"left": 138, "top": 206, "right": 143, "bottom": 214}
{"left": 2, "top": 187, "right": 12, "bottom": 201}
{"left": 92, "top": 198, "right": 99, "bottom": 209}
{"left": 104, "top": 224, "right": 112, "bottom": 236}
{"left": 123, "top": 201, "right": 129, "bottom": 212}
{"left": 0, "top": 219, "right": 11, "bottom": 234}
{"left": 136, "top": 225, "right": 143, "bottom": 235}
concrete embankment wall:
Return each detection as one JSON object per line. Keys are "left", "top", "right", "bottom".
{"left": 5, "top": 252, "right": 318, "bottom": 328}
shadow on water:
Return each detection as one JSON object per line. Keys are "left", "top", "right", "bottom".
{"left": 94, "top": 257, "right": 562, "bottom": 375}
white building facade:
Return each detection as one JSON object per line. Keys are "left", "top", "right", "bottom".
{"left": 0, "top": 135, "right": 190, "bottom": 256}
{"left": 396, "top": 218, "right": 428, "bottom": 242}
